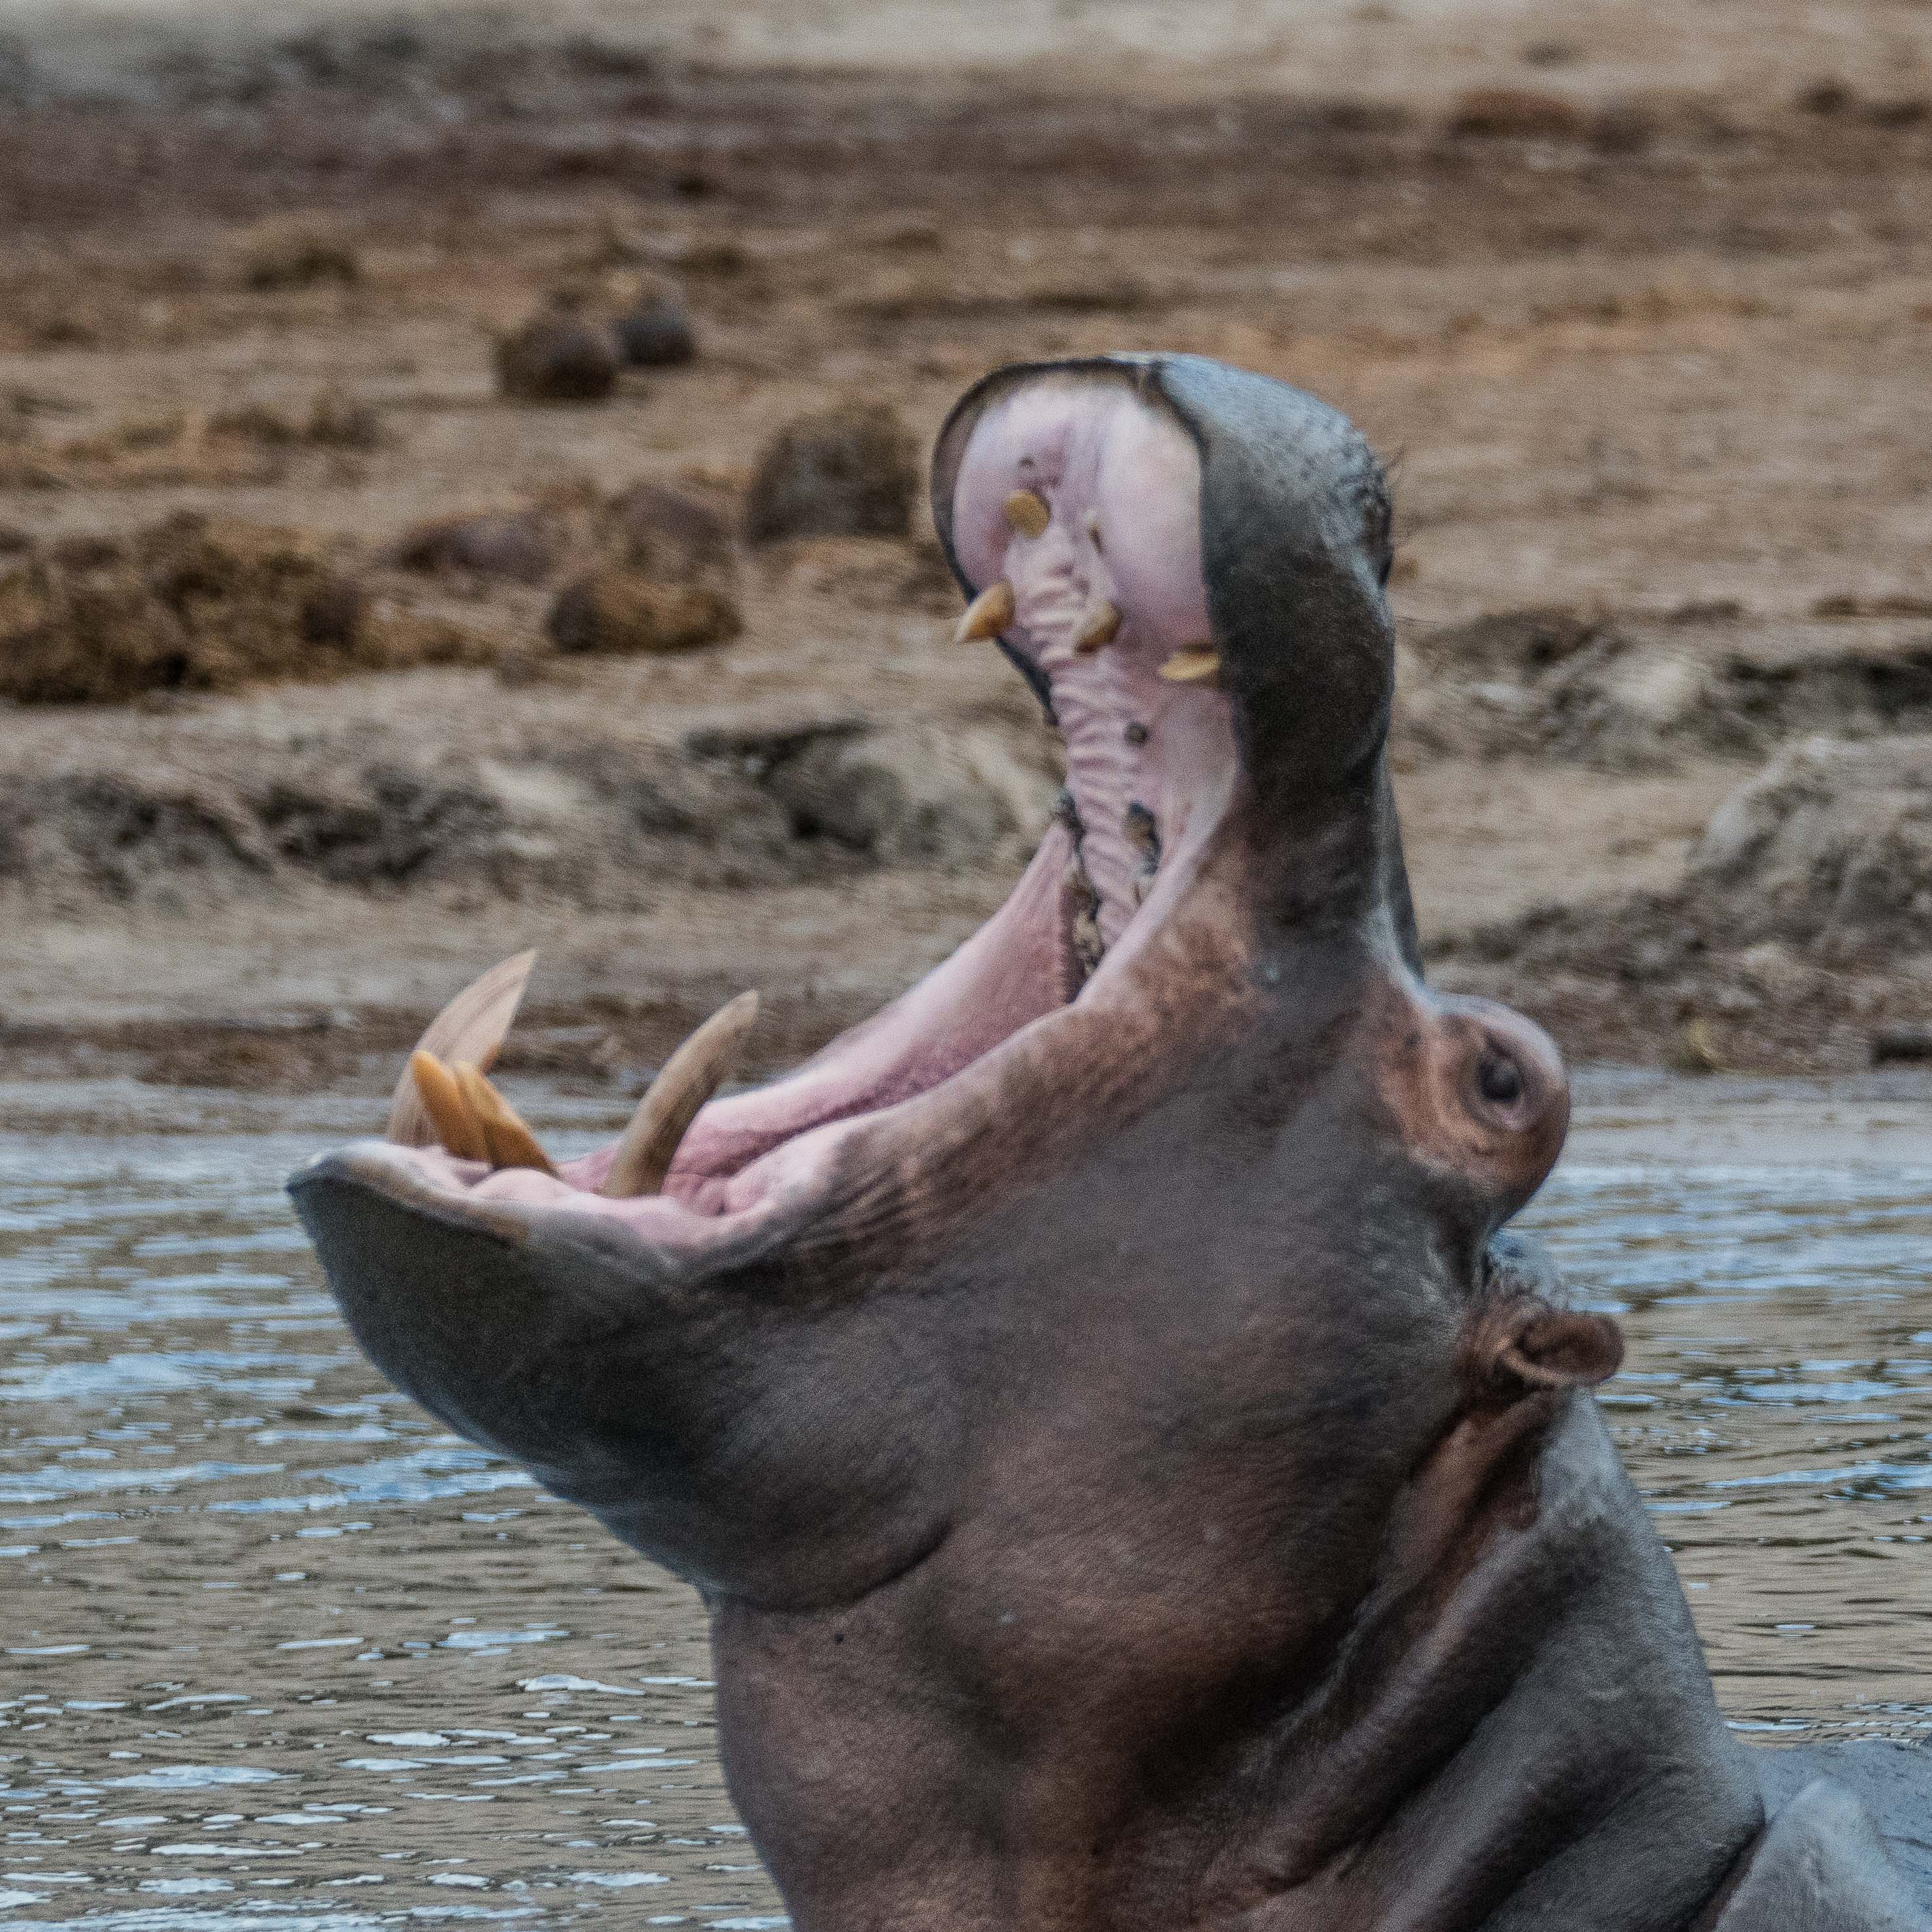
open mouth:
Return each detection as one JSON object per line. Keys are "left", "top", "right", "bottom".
{"left": 314, "top": 361, "right": 1249, "bottom": 1250}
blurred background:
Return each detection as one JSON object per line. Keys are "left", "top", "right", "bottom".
{"left": 1, "top": 2, "right": 1931, "bottom": 1924}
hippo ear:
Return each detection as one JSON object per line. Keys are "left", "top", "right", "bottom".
{"left": 1470, "top": 1296, "right": 1625, "bottom": 1399}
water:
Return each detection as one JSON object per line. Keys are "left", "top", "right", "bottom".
{"left": 1, "top": 1070, "right": 1929, "bottom": 1923}
{"left": 1520, "top": 1071, "right": 1932, "bottom": 1740}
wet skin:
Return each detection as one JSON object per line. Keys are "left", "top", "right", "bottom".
{"left": 291, "top": 356, "right": 1931, "bottom": 1931}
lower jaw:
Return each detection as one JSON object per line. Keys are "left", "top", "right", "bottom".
{"left": 341, "top": 741, "right": 1238, "bottom": 1247}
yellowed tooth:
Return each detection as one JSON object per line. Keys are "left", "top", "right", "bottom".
{"left": 451, "top": 1060, "right": 558, "bottom": 1176}
{"left": 602, "top": 990, "right": 760, "bottom": 1199}
{"left": 411, "top": 1050, "right": 488, "bottom": 1163}
{"left": 1073, "top": 599, "right": 1122, "bottom": 653}
{"left": 952, "top": 579, "right": 1015, "bottom": 646}
{"left": 1003, "top": 488, "right": 1050, "bottom": 539}
{"left": 387, "top": 951, "right": 537, "bottom": 1146}
{"left": 1157, "top": 644, "right": 1221, "bottom": 685}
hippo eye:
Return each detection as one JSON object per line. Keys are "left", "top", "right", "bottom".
{"left": 1476, "top": 1053, "right": 1524, "bottom": 1107}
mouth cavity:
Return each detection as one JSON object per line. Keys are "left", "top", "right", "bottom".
{"left": 334, "top": 365, "right": 1241, "bottom": 1244}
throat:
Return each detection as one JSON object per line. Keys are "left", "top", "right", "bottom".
{"left": 1200, "top": 1394, "right": 1764, "bottom": 1931}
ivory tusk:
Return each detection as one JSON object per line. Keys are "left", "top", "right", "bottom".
{"left": 602, "top": 990, "right": 760, "bottom": 1198}
{"left": 387, "top": 951, "right": 537, "bottom": 1146}
{"left": 952, "top": 579, "right": 1016, "bottom": 646}
{"left": 449, "top": 1060, "right": 558, "bottom": 1176}
{"left": 1003, "top": 489, "right": 1050, "bottom": 538}
{"left": 409, "top": 1050, "right": 488, "bottom": 1163}
{"left": 1157, "top": 645, "right": 1221, "bottom": 685}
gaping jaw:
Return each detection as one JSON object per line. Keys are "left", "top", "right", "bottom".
{"left": 299, "top": 361, "right": 1264, "bottom": 1258}
{"left": 291, "top": 353, "right": 1573, "bottom": 1612}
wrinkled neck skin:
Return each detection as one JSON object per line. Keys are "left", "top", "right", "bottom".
{"left": 715, "top": 1399, "right": 1763, "bottom": 1932}
{"left": 289, "top": 355, "right": 1795, "bottom": 1932}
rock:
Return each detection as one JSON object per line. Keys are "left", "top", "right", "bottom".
{"left": 0, "top": 773, "right": 274, "bottom": 900}
{"left": 393, "top": 510, "right": 560, "bottom": 585}
{"left": 495, "top": 311, "right": 622, "bottom": 404}
{"left": 1593, "top": 646, "right": 1713, "bottom": 739}
{"left": 1735, "top": 940, "right": 1817, "bottom": 1004}
{"left": 742, "top": 403, "right": 917, "bottom": 544}
{"left": 612, "top": 300, "right": 696, "bottom": 368}
{"left": 545, "top": 568, "right": 742, "bottom": 655}
{"left": 1689, "top": 737, "right": 1932, "bottom": 957}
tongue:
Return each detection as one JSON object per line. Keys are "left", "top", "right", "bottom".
{"left": 569, "top": 819, "right": 1085, "bottom": 1204}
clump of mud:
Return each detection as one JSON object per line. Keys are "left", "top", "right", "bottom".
{"left": 545, "top": 571, "right": 741, "bottom": 655}
{"left": 393, "top": 509, "right": 561, "bottom": 584}
{"left": 495, "top": 306, "right": 622, "bottom": 403}
{"left": 0, "top": 391, "right": 393, "bottom": 491}
{"left": 210, "top": 390, "right": 387, "bottom": 451}
{"left": 542, "top": 479, "right": 743, "bottom": 654}
{"left": 1444, "top": 87, "right": 1589, "bottom": 140}
{"left": 0, "top": 514, "right": 483, "bottom": 704}
{"left": 742, "top": 402, "right": 917, "bottom": 544}
{"left": 605, "top": 481, "right": 733, "bottom": 584}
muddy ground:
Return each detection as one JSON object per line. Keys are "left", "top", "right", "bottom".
{"left": 1, "top": 6, "right": 1931, "bottom": 1091}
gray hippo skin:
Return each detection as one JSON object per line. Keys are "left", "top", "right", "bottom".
{"left": 290, "top": 355, "right": 1931, "bottom": 1931}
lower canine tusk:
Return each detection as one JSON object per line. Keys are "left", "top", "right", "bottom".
{"left": 387, "top": 951, "right": 537, "bottom": 1146}
{"left": 449, "top": 1060, "right": 558, "bottom": 1176}
{"left": 602, "top": 990, "right": 760, "bottom": 1199}
{"left": 953, "top": 579, "right": 1015, "bottom": 646}
{"left": 1158, "top": 645, "right": 1221, "bottom": 684}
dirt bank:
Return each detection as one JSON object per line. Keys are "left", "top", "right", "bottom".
{"left": 0, "top": 13, "right": 1928, "bottom": 1084}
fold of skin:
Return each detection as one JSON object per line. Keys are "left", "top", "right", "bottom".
{"left": 290, "top": 355, "right": 1930, "bottom": 1931}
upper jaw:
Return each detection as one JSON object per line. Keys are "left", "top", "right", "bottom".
{"left": 291, "top": 355, "right": 1456, "bottom": 1285}
{"left": 300, "top": 355, "right": 1378, "bottom": 1260}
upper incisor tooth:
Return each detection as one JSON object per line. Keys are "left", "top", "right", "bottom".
{"left": 602, "top": 990, "right": 760, "bottom": 1200}
{"left": 410, "top": 1050, "right": 488, "bottom": 1163}
{"left": 953, "top": 579, "right": 1016, "bottom": 646}
{"left": 1158, "top": 644, "right": 1222, "bottom": 684}
{"left": 1003, "top": 489, "right": 1050, "bottom": 539}
{"left": 1073, "top": 600, "right": 1122, "bottom": 653}
{"left": 387, "top": 951, "right": 537, "bottom": 1146}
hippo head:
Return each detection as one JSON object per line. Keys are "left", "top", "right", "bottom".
{"left": 292, "top": 356, "right": 1641, "bottom": 1926}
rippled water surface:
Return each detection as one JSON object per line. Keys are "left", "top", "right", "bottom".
{"left": 1, "top": 1070, "right": 1929, "bottom": 1924}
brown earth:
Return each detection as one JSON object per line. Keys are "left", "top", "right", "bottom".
{"left": 2, "top": 10, "right": 1931, "bottom": 1088}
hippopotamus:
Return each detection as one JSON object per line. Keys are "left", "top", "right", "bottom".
{"left": 291, "top": 355, "right": 1932, "bottom": 1931}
